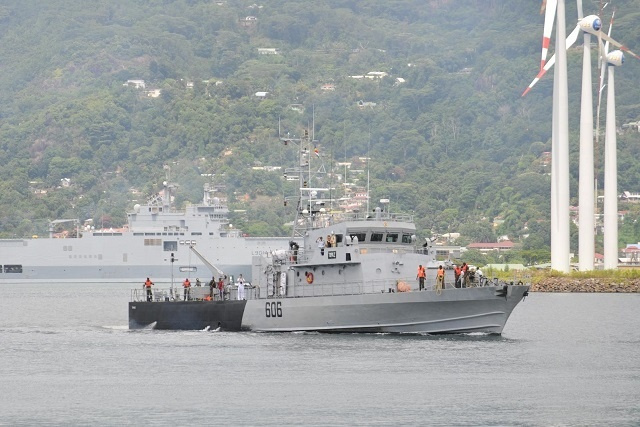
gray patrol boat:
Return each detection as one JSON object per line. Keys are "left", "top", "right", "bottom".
{"left": 129, "top": 133, "right": 529, "bottom": 334}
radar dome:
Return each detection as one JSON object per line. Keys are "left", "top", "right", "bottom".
{"left": 212, "top": 197, "right": 220, "bottom": 204}
{"left": 133, "top": 204, "right": 141, "bottom": 213}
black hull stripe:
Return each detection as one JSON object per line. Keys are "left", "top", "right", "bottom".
{"left": 129, "top": 300, "right": 247, "bottom": 331}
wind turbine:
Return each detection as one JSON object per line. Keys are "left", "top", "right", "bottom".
{"left": 524, "top": 1, "right": 639, "bottom": 271}
{"left": 528, "top": 0, "right": 582, "bottom": 271}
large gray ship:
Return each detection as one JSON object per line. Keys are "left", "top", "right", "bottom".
{"left": 129, "top": 132, "right": 529, "bottom": 334}
{"left": 0, "top": 181, "right": 293, "bottom": 284}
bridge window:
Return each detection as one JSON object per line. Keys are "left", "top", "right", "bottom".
{"left": 4, "top": 265, "right": 22, "bottom": 273}
{"left": 386, "top": 233, "right": 398, "bottom": 243}
{"left": 370, "top": 233, "right": 383, "bottom": 242}
{"left": 349, "top": 232, "right": 366, "bottom": 243}
{"left": 164, "top": 241, "right": 178, "bottom": 251}
{"left": 402, "top": 234, "right": 413, "bottom": 244}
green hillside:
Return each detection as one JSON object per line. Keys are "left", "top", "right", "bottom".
{"left": 1, "top": 0, "right": 640, "bottom": 266}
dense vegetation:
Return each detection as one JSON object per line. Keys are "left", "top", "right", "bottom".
{"left": 1, "top": 0, "right": 640, "bottom": 266}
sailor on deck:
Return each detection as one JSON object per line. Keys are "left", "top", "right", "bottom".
{"left": 416, "top": 265, "right": 426, "bottom": 291}
{"left": 237, "top": 274, "right": 245, "bottom": 300}
{"left": 144, "top": 277, "right": 154, "bottom": 301}
{"left": 218, "top": 276, "right": 225, "bottom": 300}
{"left": 461, "top": 263, "right": 469, "bottom": 288}
{"left": 183, "top": 278, "right": 191, "bottom": 300}
{"left": 208, "top": 276, "right": 216, "bottom": 299}
{"left": 317, "top": 236, "right": 324, "bottom": 255}
{"left": 436, "top": 265, "right": 445, "bottom": 290}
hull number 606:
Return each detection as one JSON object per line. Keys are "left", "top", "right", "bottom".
{"left": 265, "top": 301, "right": 282, "bottom": 318}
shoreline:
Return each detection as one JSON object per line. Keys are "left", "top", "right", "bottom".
{"left": 531, "top": 277, "right": 640, "bottom": 293}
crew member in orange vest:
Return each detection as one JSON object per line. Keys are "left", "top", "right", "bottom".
{"left": 183, "top": 278, "right": 191, "bottom": 301}
{"left": 436, "top": 265, "right": 445, "bottom": 290}
{"left": 144, "top": 277, "right": 154, "bottom": 302}
{"left": 461, "top": 263, "right": 469, "bottom": 288}
{"left": 454, "top": 265, "right": 462, "bottom": 288}
{"left": 416, "top": 265, "right": 426, "bottom": 291}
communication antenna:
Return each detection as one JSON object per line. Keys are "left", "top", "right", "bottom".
{"left": 366, "top": 129, "right": 371, "bottom": 213}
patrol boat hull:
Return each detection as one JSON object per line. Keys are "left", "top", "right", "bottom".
{"left": 129, "top": 285, "right": 528, "bottom": 334}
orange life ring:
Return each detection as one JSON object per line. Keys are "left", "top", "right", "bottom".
{"left": 306, "top": 272, "right": 314, "bottom": 284}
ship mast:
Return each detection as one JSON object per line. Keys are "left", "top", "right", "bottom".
{"left": 281, "top": 126, "right": 328, "bottom": 239}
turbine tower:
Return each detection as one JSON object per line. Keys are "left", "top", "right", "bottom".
{"left": 603, "top": 49, "right": 624, "bottom": 269}
{"left": 551, "top": 0, "right": 570, "bottom": 272}
{"left": 577, "top": 0, "right": 595, "bottom": 271}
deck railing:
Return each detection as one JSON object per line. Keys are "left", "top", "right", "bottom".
{"left": 131, "top": 285, "right": 260, "bottom": 302}
{"left": 130, "top": 275, "right": 511, "bottom": 303}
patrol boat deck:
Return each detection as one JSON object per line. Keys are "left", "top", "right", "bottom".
{"left": 129, "top": 131, "right": 529, "bottom": 334}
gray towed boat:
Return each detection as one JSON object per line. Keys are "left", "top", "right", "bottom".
{"left": 129, "top": 132, "right": 529, "bottom": 334}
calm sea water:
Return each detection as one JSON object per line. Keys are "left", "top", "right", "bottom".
{"left": 0, "top": 283, "right": 638, "bottom": 426}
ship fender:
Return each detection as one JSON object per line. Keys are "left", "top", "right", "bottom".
{"left": 306, "top": 272, "right": 314, "bottom": 284}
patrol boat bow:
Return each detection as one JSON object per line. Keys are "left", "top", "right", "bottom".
{"left": 129, "top": 132, "right": 529, "bottom": 333}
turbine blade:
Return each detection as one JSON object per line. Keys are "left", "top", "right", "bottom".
{"left": 597, "top": 24, "right": 603, "bottom": 69}
{"left": 595, "top": 0, "right": 610, "bottom": 147}
{"left": 522, "top": 24, "right": 580, "bottom": 96}
{"left": 595, "top": 65, "right": 606, "bottom": 146}
{"left": 599, "top": 31, "right": 640, "bottom": 60}
{"left": 604, "top": 9, "right": 614, "bottom": 56}
{"left": 540, "top": 0, "right": 557, "bottom": 70}
{"left": 522, "top": 56, "right": 556, "bottom": 96}
{"left": 565, "top": 23, "right": 581, "bottom": 49}
{"left": 577, "top": 0, "right": 584, "bottom": 20}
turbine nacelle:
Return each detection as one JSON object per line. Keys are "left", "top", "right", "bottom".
{"left": 579, "top": 15, "right": 602, "bottom": 35}
{"left": 607, "top": 50, "right": 624, "bottom": 66}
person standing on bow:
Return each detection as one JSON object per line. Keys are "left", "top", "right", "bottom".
{"left": 436, "top": 265, "right": 445, "bottom": 290}
{"left": 237, "top": 274, "right": 245, "bottom": 300}
{"left": 454, "top": 264, "right": 462, "bottom": 288}
{"left": 461, "top": 263, "right": 469, "bottom": 288}
{"left": 416, "top": 265, "right": 426, "bottom": 291}
{"left": 218, "top": 276, "right": 225, "bottom": 300}
{"left": 183, "top": 278, "right": 191, "bottom": 301}
{"left": 208, "top": 276, "right": 216, "bottom": 299}
{"left": 144, "top": 277, "right": 154, "bottom": 302}
{"left": 476, "top": 267, "right": 484, "bottom": 286}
